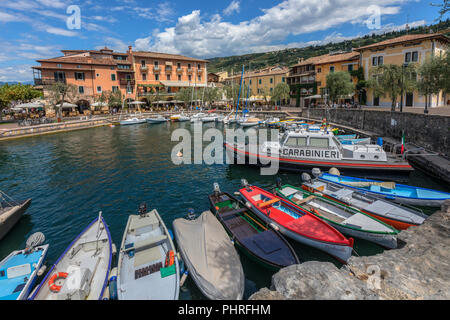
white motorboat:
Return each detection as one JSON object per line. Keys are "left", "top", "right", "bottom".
{"left": 147, "top": 116, "right": 168, "bottom": 124}
{"left": 0, "top": 191, "right": 31, "bottom": 241}
{"left": 120, "top": 118, "right": 147, "bottom": 126}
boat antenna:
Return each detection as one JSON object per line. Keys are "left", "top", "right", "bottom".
{"left": 243, "top": 62, "right": 251, "bottom": 116}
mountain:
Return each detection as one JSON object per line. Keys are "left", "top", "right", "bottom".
{"left": 0, "top": 81, "right": 34, "bottom": 86}
{"left": 207, "top": 19, "right": 450, "bottom": 74}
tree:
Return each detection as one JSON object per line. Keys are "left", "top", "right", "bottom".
{"left": 441, "top": 49, "right": 450, "bottom": 95}
{"left": 47, "top": 82, "right": 78, "bottom": 118}
{"left": 259, "top": 86, "right": 271, "bottom": 107}
{"left": 431, "top": 0, "right": 449, "bottom": 20}
{"left": 107, "top": 90, "right": 123, "bottom": 109}
{"left": 326, "top": 71, "right": 355, "bottom": 105}
{"left": 271, "top": 83, "right": 290, "bottom": 106}
{"left": 176, "top": 88, "right": 192, "bottom": 107}
{"left": 224, "top": 84, "right": 249, "bottom": 109}
{"left": 367, "top": 64, "right": 416, "bottom": 111}
{"left": 0, "top": 83, "right": 42, "bottom": 110}
{"left": 203, "top": 87, "right": 220, "bottom": 106}
{"left": 417, "top": 55, "right": 444, "bottom": 112}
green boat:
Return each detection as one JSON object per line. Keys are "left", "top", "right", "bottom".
{"left": 275, "top": 182, "right": 400, "bottom": 249}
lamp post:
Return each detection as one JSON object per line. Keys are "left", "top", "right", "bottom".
{"left": 400, "top": 62, "right": 408, "bottom": 113}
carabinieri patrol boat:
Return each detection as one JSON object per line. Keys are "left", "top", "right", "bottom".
{"left": 224, "top": 127, "right": 413, "bottom": 175}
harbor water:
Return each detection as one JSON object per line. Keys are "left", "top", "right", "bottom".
{"left": 0, "top": 122, "right": 448, "bottom": 299}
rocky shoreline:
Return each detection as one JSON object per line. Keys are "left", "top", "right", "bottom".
{"left": 250, "top": 200, "right": 450, "bottom": 300}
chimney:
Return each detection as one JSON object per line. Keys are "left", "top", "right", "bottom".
{"left": 128, "top": 46, "right": 133, "bottom": 54}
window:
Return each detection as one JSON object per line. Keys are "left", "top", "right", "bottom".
{"left": 250, "top": 80, "right": 252, "bottom": 84}
{"left": 348, "top": 64, "right": 353, "bottom": 72}
{"left": 378, "top": 56, "right": 383, "bottom": 66}
{"left": 155, "top": 74, "right": 159, "bottom": 81}
{"left": 111, "top": 74, "right": 116, "bottom": 81}
{"left": 76, "top": 65, "right": 81, "bottom": 69}
{"left": 270, "top": 78, "right": 273, "bottom": 84}
{"left": 282, "top": 77, "right": 285, "bottom": 82}
{"left": 154, "top": 61, "right": 159, "bottom": 66}
{"left": 188, "top": 63, "right": 191, "bottom": 69}
{"left": 78, "top": 86, "right": 84, "bottom": 94}
{"left": 188, "top": 75, "right": 192, "bottom": 82}
{"left": 110, "top": 67, "right": 115, "bottom": 70}
{"left": 167, "top": 74, "right": 171, "bottom": 81}
{"left": 178, "top": 75, "right": 181, "bottom": 81}
{"left": 57, "top": 64, "right": 62, "bottom": 68}
{"left": 285, "top": 137, "right": 307, "bottom": 147}
{"left": 141, "top": 60, "right": 146, "bottom": 67}
{"left": 405, "top": 52, "right": 411, "bottom": 63}
{"left": 372, "top": 57, "right": 378, "bottom": 66}
{"left": 118, "top": 65, "right": 130, "bottom": 70}
{"left": 259, "top": 79, "right": 261, "bottom": 84}
{"left": 198, "top": 75, "right": 201, "bottom": 82}
{"left": 330, "top": 66, "right": 335, "bottom": 72}
{"left": 198, "top": 64, "right": 201, "bottom": 69}
{"left": 112, "top": 86, "right": 118, "bottom": 93}
{"left": 75, "top": 72, "right": 85, "bottom": 80}
{"left": 177, "top": 62, "right": 181, "bottom": 68}
{"left": 309, "top": 138, "right": 329, "bottom": 148}
{"left": 142, "top": 73, "right": 147, "bottom": 81}
{"left": 96, "top": 73, "right": 100, "bottom": 78}
{"left": 97, "top": 86, "right": 102, "bottom": 93}
{"left": 270, "top": 88, "right": 273, "bottom": 92}
{"left": 317, "top": 68, "right": 322, "bottom": 73}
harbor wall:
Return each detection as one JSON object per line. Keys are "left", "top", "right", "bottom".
{"left": 301, "top": 108, "right": 449, "bottom": 157}
{"left": 250, "top": 200, "right": 450, "bottom": 300}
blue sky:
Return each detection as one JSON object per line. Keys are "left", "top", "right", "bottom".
{"left": 0, "top": 0, "right": 446, "bottom": 82}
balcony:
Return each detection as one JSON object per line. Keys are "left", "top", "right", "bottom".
{"left": 165, "top": 66, "right": 172, "bottom": 73}
{"left": 120, "top": 79, "right": 136, "bottom": 85}
{"left": 187, "top": 68, "right": 193, "bottom": 74}
{"left": 197, "top": 68, "right": 203, "bottom": 74}
{"left": 153, "top": 66, "right": 161, "bottom": 73}
{"left": 140, "top": 65, "right": 148, "bottom": 72}
{"left": 176, "top": 68, "right": 183, "bottom": 74}
{"left": 34, "top": 78, "right": 66, "bottom": 86}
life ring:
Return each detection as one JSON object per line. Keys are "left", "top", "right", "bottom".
{"left": 48, "top": 272, "right": 68, "bottom": 293}
{"left": 165, "top": 250, "right": 175, "bottom": 267}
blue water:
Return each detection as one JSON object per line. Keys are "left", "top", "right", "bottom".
{"left": 0, "top": 122, "right": 448, "bottom": 299}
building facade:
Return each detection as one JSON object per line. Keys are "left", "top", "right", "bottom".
{"left": 32, "top": 46, "right": 208, "bottom": 110}
{"left": 355, "top": 33, "right": 449, "bottom": 108}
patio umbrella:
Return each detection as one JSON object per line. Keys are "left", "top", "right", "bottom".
{"left": 128, "top": 101, "right": 146, "bottom": 105}
{"left": 13, "top": 101, "right": 45, "bottom": 109}
{"left": 92, "top": 102, "right": 108, "bottom": 107}
{"left": 56, "top": 103, "right": 77, "bottom": 109}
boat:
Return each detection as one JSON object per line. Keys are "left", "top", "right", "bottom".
{"left": 173, "top": 210, "right": 245, "bottom": 300}
{"left": 317, "top": 171, "right": 450, "bottom": 207}
{"left": 120, "top": 117, "right": 147, "bottom": 126}
{"left": 239, "top": 117, "right": 261, "bottom": 127}
{"left": 337, "top": 134, "right": 357, "bottom": 140}
{"left": 239, "top": 181, "right": 354, "bottom": 263}
{"left": 117, "top": 205, "right": 179, "bottom": 300}
{"left": 0, "top": 233, "right": 48, "bottom": 300}
{"left": 29, "top": 212, "right": 112, "bottom": 300}
{"left": 340, "top": 138, "right": 372, "bottom": 145}
{"left": 302, "top": 172, "right": 428, "bottom": 230}
{"left": 208, "top": 184, "right": 300, "bottom": 270}
{"left": 224, "top": 125, "right": 413, "bottom": 175}
{"left": 147, "top": 116, "right": 168, "bottom": 123}
{"left": 275, "top": 182, "right": 399, "bottom": 248}
{"left": 0, "top": 191, "right": 32, "bottom": 240}
{"left": 170, "top": 114, "right": 190, "bottom": 122}
{"left": 200, "top": 114, "right": 218, "bottom": 123}
{"left": 190, "top": 113, "right": 206, "bottom": 123}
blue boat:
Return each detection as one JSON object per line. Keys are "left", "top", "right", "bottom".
{"left": 319, "top": 172, "right": 450, "bottom": 207}
{"left": 0, "top": 233, "right": 49, "bottom": 300}
{"left": 337, "top": 134, "right": 357, "bottom": 140}
{"left": 340, "top": 138, "right": 371, "bottom": 145}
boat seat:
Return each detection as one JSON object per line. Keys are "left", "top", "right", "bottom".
{"left": 258, "top": 199, "right": 280, "bottom": 209}
{"left": 129, "top": 214, "right": 160, "bottom": 235}
{"left": 220, "top": 208, "right": 248, "bottom": 220}
{"left": 134, "top": 247, "right": 162, "bottom": 267}
{"left": 280, "top": 187, "right": 299, "bottom": 198}
{"left": 331, "top": 188, "right": 354, "bottom": 200}
{"left": 134, "top": 235, "right": 167, "bottom": 253}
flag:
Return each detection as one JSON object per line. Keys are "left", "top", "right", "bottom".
{"left": 401, "top": 133, "right": 405, "bottom": 154}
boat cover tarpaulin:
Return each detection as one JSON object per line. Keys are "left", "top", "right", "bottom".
{"left": 173, "top": 211, "right": 244, "bottom": 300}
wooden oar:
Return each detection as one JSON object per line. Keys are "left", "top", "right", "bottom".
{"left": 340, "top": 181, "right": 396, "bottom": 189}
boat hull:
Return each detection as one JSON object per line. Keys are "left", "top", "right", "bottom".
{"left": 147, "top": 119, "right": 167, "bottom": 123}
{"left": 0, "top": 199, "right": 31, "bottom": 241}
{"left": 225, "top": 142, "right": 413, "bottom": 175}
{"left": 239, "top": 192, "right": 353, "bottom": 263}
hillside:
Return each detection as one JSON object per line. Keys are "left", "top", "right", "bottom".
{"left": 207, "top": 19, "right": 450, "bottom": 74}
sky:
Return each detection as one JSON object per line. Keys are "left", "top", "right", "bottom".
{"left": 0, "top": 0, "right": 446, "bottom": 82}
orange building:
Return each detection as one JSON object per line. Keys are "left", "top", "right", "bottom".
{"left": 32, "top": 46, "right": 208, "bottom": 112}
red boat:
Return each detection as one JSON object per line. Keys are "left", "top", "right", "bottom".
{"left": 239, "top": 184, "right": 354, "bottom": 263}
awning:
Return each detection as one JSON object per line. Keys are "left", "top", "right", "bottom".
{"left": 56, "top": 103, "right": 77, "bottom": 109}
{"left": 160, "top": 80, "right": 207, "bottom": 88}
{"left": 128, "top": 101, "right": 146, "bottom": 105}
{"left": 92, "top": 102, "right": 107, "bottom": 107}
{"left": 13, "top": 102, "right": 45, "bottom": 109}
{"left": 304, "top": 95, "right": 322, "bottom": 99}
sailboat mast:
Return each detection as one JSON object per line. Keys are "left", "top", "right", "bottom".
{"left": 235, "top": 65, "right": 244, "bottom": 119}
{"left": 244, "top": 63, "right": 251, "bottom": 116}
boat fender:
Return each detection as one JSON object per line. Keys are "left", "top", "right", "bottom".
{"left": 165, "top": 250, "right": 175, "bottom": 267}
{"left": 111, "top": 243, "right": 117, "bottom": 257}
{"left": 48, "top": 272, "right": 68, "bottom": 293}
{"left": 269, "top": 223, "right": 279, "bottom": 231}
{"left": 168, "top": 229, "right": 174, "bottom": 241}
{"left": 109, "top": 276, "right": 118, "bottom": 300}
{"left": 329, "top": 167, "right": 341, "bottom": 176}
{"left": 311, "top": 168, "right": 322, "bottom": 178}
{"left": 37, "top": 265, "right": 47, "bottom": 277}
{"left": 180, "top": 270, "right": 189, "bottom": 287}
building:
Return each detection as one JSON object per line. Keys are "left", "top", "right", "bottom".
{"left": 32, "top": 46, "right": 208, "bottom": 112}
{"left": 207, "top": 72, "right": 220, "bottom": 84}
{"left": 287, "top": 51, "right": 360, "bottom": 107}
{"left": 224, "top": 66, "right": 289, "bottom": 103}
{"left": 355, "top": 33, "right": 449, "bottom": 108}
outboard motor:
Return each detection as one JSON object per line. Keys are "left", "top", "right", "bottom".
{"left": 25, "top": 232, "right": 45, "bottom": 254}
{"left": 311, "top": 168, "right": 322, "bottom": 179}
{"left": 213, "top": 183, "right": 221, "bottom": 197}
{"left": 139, "top": 203, "right": 147, "bottom": 216}
{"left": 301, "top": 173, "right": 312, "bottom": 183}
{"left": 276, "top": 177, "right": 282, "bottom": 189}
{"left": 241, "top": 179, "right": 249, "bottom": 188}
{"left": 187, "top": 208, "right": 196, "bottom": 220}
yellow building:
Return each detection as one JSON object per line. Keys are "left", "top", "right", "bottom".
{"left": 225, "top": 66, "right": 289, "bottom": 102}
{"left": 355, "top": 33, "right": 449, "bottom": 108}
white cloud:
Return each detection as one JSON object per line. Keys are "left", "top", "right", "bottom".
{"left": 0, "top": 11, "right": 22, "bottom": 22}
{"left": 45, "top": 27, "right": 79, "bottom": 37}
{"left": 135, "top": 0, "right": 413, "bottom": 58}
{"left": 223, "top": 1, "right": 240, "bottom": 16}
{"left": 0, "top": 64, "right": 34, "bottom": 82}
{"left": 96, "top": 37, "right": 129, "bottom": 52}
{"left": 36, "top": 0, "right": 67, "bottom": 9}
